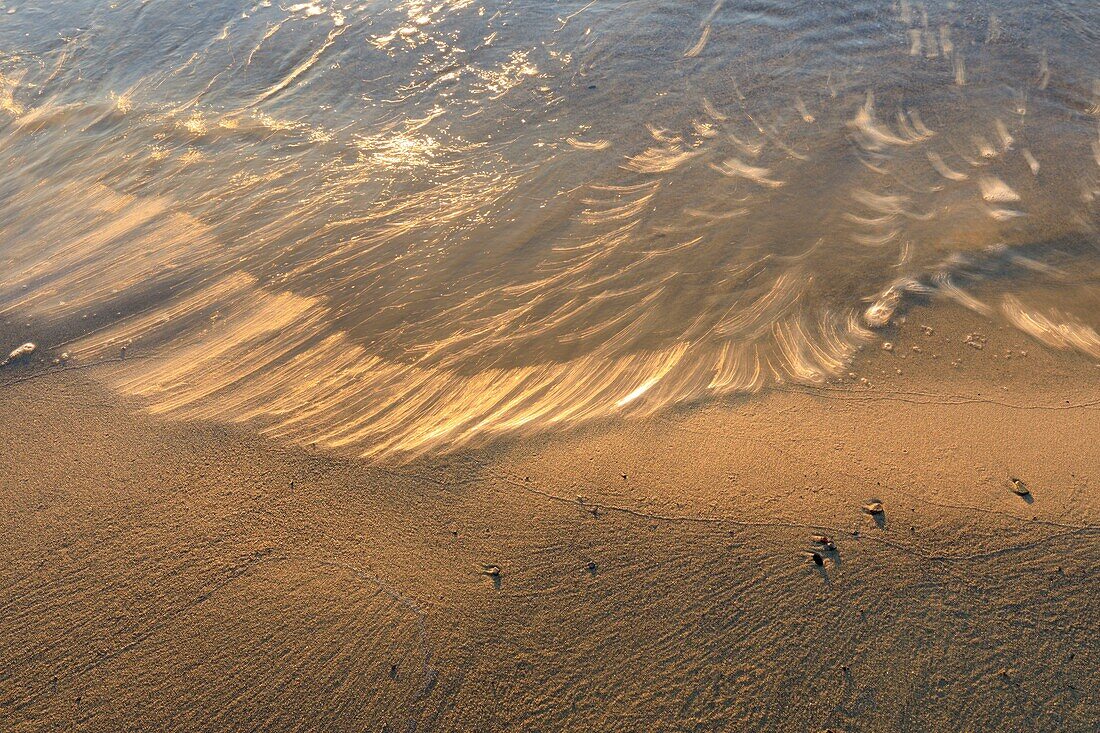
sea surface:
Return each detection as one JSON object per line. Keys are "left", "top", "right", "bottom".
{"left": 0, "top": 0, "right": 1097, "bottom": 457}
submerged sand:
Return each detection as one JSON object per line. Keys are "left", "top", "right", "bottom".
{"left": 1, "top": 304, "right": 1097, "bottom": 732}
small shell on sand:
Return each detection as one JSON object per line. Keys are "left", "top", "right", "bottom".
{"left": 2, "top": 342, "right": 36, "bottom": 365}
{"left": 1009, "top": 478, "right": 1030, "bottom": 496}
{"left": 862, "top": 501, "right": 884, "bottom": 514}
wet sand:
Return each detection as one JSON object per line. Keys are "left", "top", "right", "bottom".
{"left": 1, "top": 303, "right": 1097, "bottom": 732}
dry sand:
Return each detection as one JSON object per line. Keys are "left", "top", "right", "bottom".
{"left": 1, "top": 303, "right": 1097, "bottom": 732}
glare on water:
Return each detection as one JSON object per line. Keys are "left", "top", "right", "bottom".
{"left": 0, "top": 0, "right": 1097, "bottom": 457}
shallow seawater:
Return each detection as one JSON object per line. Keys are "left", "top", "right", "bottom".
{"left": 0, "top": 0, "right": 1097, "bottom": 457}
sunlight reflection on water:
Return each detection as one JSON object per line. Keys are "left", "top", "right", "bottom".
{"left": 0, "top": 0, "right": 1096, "bottom": 457}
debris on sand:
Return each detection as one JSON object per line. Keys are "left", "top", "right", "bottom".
{"left": 864, "top": 288, "right": 902, "bottom": 328}
{"left": 479, "top": 563, "right": 501, "bottom": 578}
{"left": 812, "top": 534, "right": 837, "bottom": 551}
{"left": 1, "top": 342, "right": 35, "bottom": 366}
{"left": 862, "top": 501, "right": 884, "bottom": 514}
{"left": 863, "top": 278, "right": 931, "bottom": 328}
{"left": 803, "top": 550, "right": 825, "bottom": 566}
{"left": 964, "top": 332, "right": 986, "bottom": 350}
{"left": 881, "top": 341, "right": 894, "bottom": 352}
{"left": 1009, "top": 477, "right": 1030, "bottom": 496}
{"left": 585, "top": 560, "right": 598, "bottom": 576}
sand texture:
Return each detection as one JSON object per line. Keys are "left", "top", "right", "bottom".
{"left": 1, "top": 307, "right": 1097, "bottom": 732}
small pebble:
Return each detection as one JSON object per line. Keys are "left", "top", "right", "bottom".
{"left": 862, "top": 501, "right": 884, "bottom": 514}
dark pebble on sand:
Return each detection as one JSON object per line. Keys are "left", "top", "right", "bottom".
{"left": 803, "top": 550, "right": 824, "bottom": 566}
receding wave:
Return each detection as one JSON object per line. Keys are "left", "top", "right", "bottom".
{"left": 0, "top": 0, "right": 1097, "bottom": 459}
